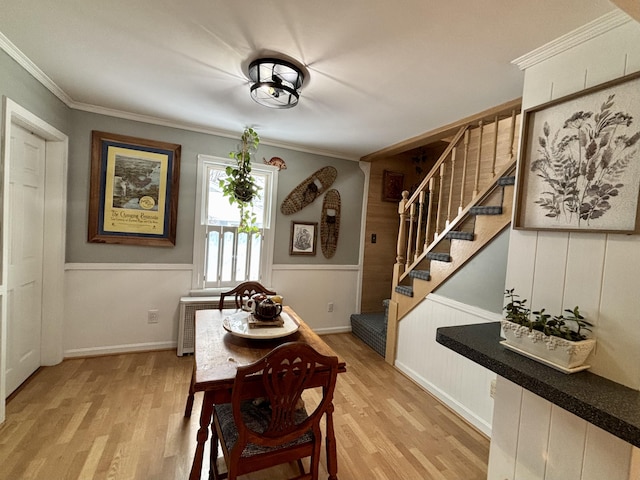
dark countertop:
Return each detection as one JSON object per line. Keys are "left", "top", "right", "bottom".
{"left": 436, "top": 322, "right": 640, "bottom": 448}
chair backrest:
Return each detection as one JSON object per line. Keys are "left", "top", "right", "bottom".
{"left": 231, "top": 341, "right": 339, "bottom": 447}
{"left": 218, "top": 281, "right": 276, "bottom": 309}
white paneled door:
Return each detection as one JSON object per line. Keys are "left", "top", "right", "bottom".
{"left": 5, "top": 124, "right": 45, "bottom": 396}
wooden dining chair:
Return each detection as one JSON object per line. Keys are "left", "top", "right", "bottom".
{"left": 209, "top": 342, "right": 339, "bottom": 480}
{"left": 218, "top": 281, "right": 276, "bottom": 309}
{"left": 183, "top": 281, "right": 277, "bottom": 418}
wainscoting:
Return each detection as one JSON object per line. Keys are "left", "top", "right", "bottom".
{"left": 64, "top": 264, "right": 193, "bottom": 357}
{"left": 395, "top": 293, "right": 500, "bottom": 436}
{"left": 489, "top": 376, "right": 640, "bottom": 480}
{"left": 271, "top": 264, "right": 359, "bottom": 334}
{"left": 63, "top": 263, "right": 357, "bottom": 358}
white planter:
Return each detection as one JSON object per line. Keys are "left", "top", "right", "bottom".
{"left": 500, "top": 320, "right": 596, "bottom": 372}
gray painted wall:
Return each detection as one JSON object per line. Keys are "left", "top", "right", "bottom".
{"left": 0, "top": 51, "right": 71, "bottom": 137}
{"left": 67, "top": 112, "right": 365, "bottom": 264}
{"left": 273, "top": 156, "right": 364, "bottom": 264}
{"left": 2, "top": 50, "right": 365, "bottom": 266}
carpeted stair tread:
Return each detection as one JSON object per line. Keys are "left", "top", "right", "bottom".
{"left": 350, "top": 312, "right": 387, "bottom": 357}
{"left": 426, "top": 252, "right": 451, "bottom": 262}
{"left": 409, "top": 270, "right": 431, "bottom": 281}
{"left": 395, "top": 285, "right": 414, "bottom": 297}
{"left": 446, "top": 231, "right": 475, "bottom": 241}
{"left": 497, "top": 176, "right": 516, "bottom": 186}
{"left": 470, "top": 205, "right": 503, "bottom": 215}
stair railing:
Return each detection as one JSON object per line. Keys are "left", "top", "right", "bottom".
{"left": 393, "top": 111, "right": 519, "bottom": 288}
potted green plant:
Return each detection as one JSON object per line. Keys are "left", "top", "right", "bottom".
{"left": 220, "top": 127, "right": 261, "bottom": 233}
{"left": 501, "top": 289, "right": 595, "bottom": 371}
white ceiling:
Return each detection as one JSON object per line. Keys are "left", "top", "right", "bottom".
{"left": 0, "top": 0, "right": 618, "bottom": 159}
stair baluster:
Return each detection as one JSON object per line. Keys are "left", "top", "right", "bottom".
{"left": 414, "top": 191, "right": 426, "bottom": 262}
{"left": 508, "top": 109, "right": 517, "bottom": 161}
{"left": 491, "top": 115, "right": 499, "bottom": 177}
{"left": 447, "top": 146, "right": 456, "bottom": 227}
{"left": 459, "top": 130, "right": 470, "bottom": 215}
{"left": 435, "top": 162, "right": 445, "bottom": 237}
{"left": 473, "top": 120, "right": 484, "bottom": 197}
{"left": 405, "top": 202, "right": 416, "bottom": 270}
{"left": 424, "top": 177, "right": 434, "bottom": 250}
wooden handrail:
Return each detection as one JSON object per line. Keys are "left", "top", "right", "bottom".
{"left": 393, "top": 111, "right": 520, "bottom": 289}
{"left": 399, "top": 159, "right": 516, "bottom": 282}
{"left": 404, "top": 126, "right": 468, "bottom": 208}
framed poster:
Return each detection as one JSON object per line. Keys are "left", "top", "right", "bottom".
{"left": 289, "top": 221, "right": 317, "bottom": 255}
{"left": 88, "top": 131, "right": 181, "bottom": 246}
{"left": 514, "top": 71, "right": 640, "bottom": 233}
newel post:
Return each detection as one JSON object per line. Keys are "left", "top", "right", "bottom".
{"left": 392, "top": 191, "right": 409, "bottom": 288}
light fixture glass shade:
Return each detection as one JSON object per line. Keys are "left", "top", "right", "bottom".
{"left": 248, "top": 58, "right": 304, "bottom": 109}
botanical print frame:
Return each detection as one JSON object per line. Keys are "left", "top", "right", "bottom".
{"left": 382, "top": 170, "right": 404, "bottom": 202}
{"left": 88, "top": 131, "right": 181, "bottom": 246}
{"left": 289, "top": 221, "right": 317, "bottom": 255}
{"left": 514, "top": 71, "right": 640, "bottom": 234}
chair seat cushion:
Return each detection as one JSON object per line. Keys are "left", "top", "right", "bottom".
{"left": 215, "top": 400, "right": 313, "bottom": 458}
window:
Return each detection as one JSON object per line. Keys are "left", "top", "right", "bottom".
{"left": 193, "top": 156, "right": 278, "bottom": 290}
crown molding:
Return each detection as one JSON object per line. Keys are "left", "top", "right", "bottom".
{"left": 0, "top": 30, "right": 358, "bottom": 161}
{"left": 512, "top": 10, "right": 632, "bottom": 71}
{"left": 71, "top": 102, "right": 359, "bottom": 160}
{"left": 0, "top": 31, "right": 74, "bottom": 105}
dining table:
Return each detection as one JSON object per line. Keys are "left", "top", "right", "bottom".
{"left": 188, "top": 305, "right": 346, "bottom": 480}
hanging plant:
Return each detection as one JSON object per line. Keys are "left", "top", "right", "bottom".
{"left": 220, "top": 127, "right": 261, "bottom": 233}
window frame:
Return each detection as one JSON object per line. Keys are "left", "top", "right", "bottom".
{"left": 192, "top": 154, "right": 278, "bottom": 293}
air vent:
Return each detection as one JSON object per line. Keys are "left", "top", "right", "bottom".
{"left": 177, "top": 297, "right": 220, "bottom": 356}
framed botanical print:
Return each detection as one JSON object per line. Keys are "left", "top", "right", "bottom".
{"left": 514, "top": 71, "right": 640, "bottom": 233}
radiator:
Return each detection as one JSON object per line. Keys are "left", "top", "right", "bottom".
{"left": 177, "top": 297, "right": 220, "bottom": 356}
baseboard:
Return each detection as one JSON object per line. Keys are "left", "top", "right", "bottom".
{"left": 315, "top": 326, "right": 352, "bottom": 335}
{"left": 64, "top": 341, "right": 177, "bottom": 359}
{"left": 395, "top": 359, "right": 492, "bottom": 438}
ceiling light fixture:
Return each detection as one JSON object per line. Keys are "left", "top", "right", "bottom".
{"left": 248, "top": 57, "right": 305, "bottom": 109}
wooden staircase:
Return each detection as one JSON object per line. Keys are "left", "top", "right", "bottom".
{"left": 384, "top": 111, "right": 521, "bottom": 364}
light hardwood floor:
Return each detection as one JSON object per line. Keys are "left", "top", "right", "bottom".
{"left": 0, "top": 333, "right": 489, "bottom": 480}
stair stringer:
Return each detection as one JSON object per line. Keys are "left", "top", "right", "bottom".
{"left": 398, "top": 185, "right": 513, "bottom": 318}
{"left": 385, "top": 183, "right": 514, "bottom": 363}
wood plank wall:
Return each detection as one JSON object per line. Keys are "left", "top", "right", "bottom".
{"left": 360, "top": 147, "right": 443, "bottom": 313}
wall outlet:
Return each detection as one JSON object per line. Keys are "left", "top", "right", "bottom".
{"left": 490, "top": 378, "right": 497, "bottom": 398}
{"left": 327, "top": 302, "right": 334, "bottom": 313}
{"left": 148, "top": 309, "right": 159, "bottom": 324}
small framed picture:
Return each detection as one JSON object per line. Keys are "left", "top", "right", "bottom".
{"left": 382, "top": 170, "right": 404, "bottom": 202}
{"left": 289, "top": 221, "right": 317, "bottom": 255}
